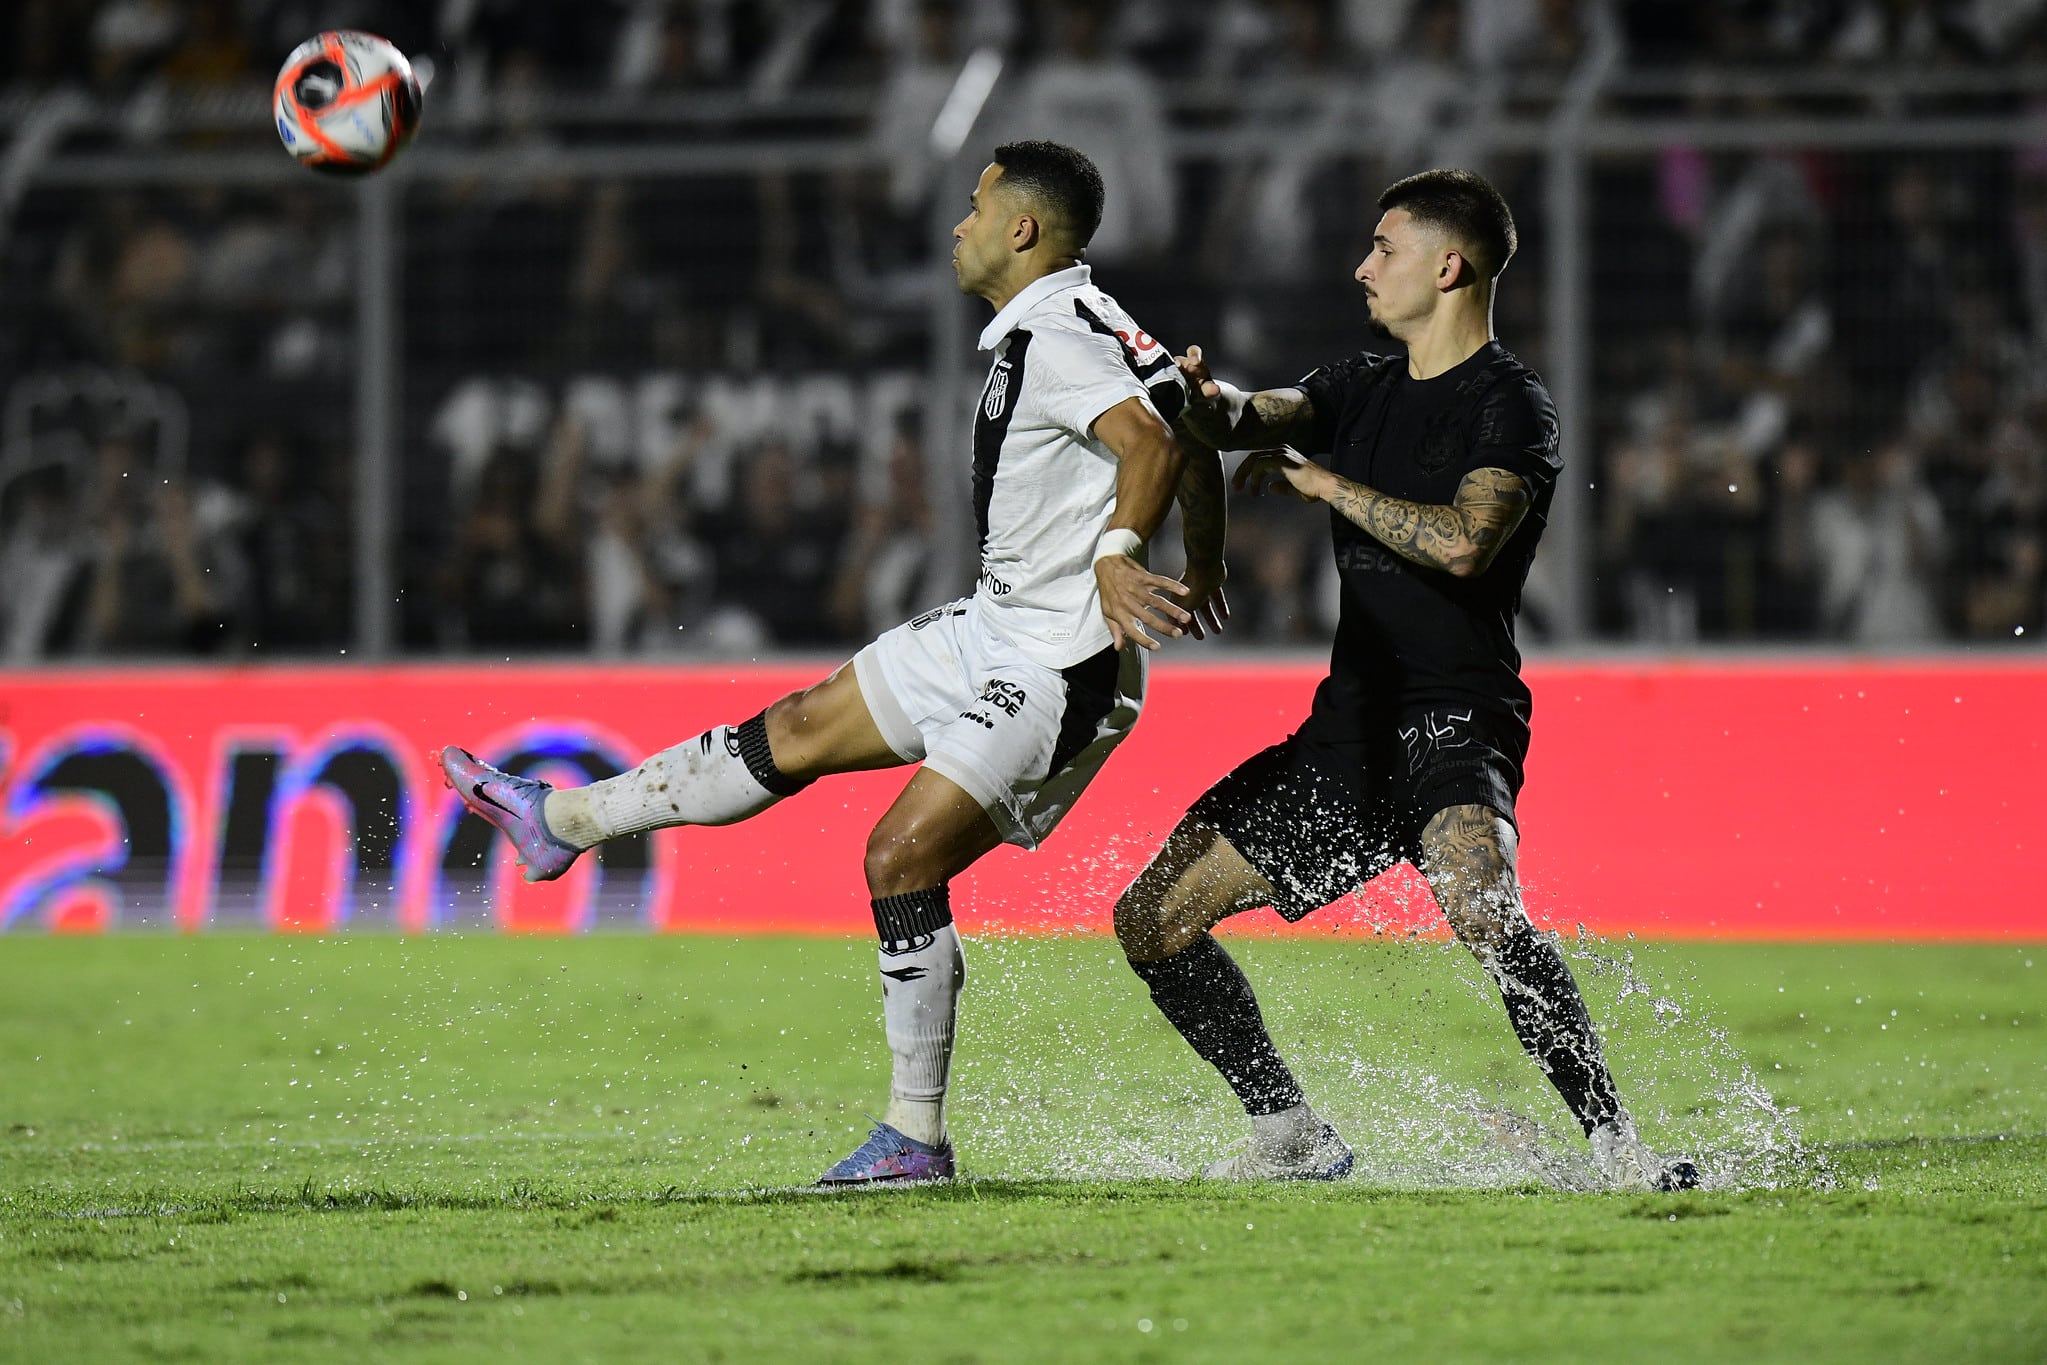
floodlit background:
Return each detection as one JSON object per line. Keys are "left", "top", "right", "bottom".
{"left": 4, "top": 0, "right": 2045, "bottom": 663}
{"left": 1, "top": 13, "right": 2042, "bottom": 1362}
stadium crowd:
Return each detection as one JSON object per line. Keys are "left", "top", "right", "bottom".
{"left": 3, "top": 0, "right": 2045, "bottom": 658}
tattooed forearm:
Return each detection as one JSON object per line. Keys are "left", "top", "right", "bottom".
{"left": 1324, "top": 466, "right": 1532, "bottom": 578}
{"left": 1243, "top": 389, "right": 1314, "bottom": 448}
{"left": 1174, "top": 438, "right": 1228, "bottom": 564}
{"left": 1188, "top": 386, "right": 1318, "bottom": 450}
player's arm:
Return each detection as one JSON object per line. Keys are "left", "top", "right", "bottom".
{"left": 1171, "top": 434, "right": 1229, "bottom": 639}
{"left": 1173, "top": 344, "right": 1317, "bottom": 451}
{"left": 1236, "top": 451, "right": 1533, "bottom": 579}
{"left": 1090, "top": 395, "right": 1197, "bottom": 651}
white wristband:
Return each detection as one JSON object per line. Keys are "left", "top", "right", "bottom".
{"left": 1093, "top": 527, "right": 1144, "bottom": 565}
{"left": 1211, "top": 380, "right": 1250, "bottom": 431}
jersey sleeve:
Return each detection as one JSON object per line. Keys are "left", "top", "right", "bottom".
{"left": 1030, "top": 326, "right": 1158, "bottom": 440}
{"left": 1293, "top": 352, "right": 1384, "bottom": 457}
{"left": 1465, "top": 373, "right": 1562, "bottom": 492}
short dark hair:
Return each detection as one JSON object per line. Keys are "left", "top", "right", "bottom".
{"left": 991, "top": 140, "right": 1105, "bottom": 247}
{"left": 1378, "top": 168, "right": 1517, "bottom": 281}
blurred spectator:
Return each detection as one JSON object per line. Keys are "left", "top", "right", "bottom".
{"left": 1809, "top": 441, "right": 1945, "bottom": 643}
{"left": 831, "top": 413, "right": 950, "bottom": 638}
{"left": 226, "top": 429, "right": 350, "bottom": 651}
{"left": 88, "top": 0, "right": 183, "bottom": 93}
{"left": 871, "top": 0, "right": 964, "bottom": 217}
{"left": 703, "top": 438, "right": 850, "bottom": 648}
{"left": 1008, "top": 0, "right": 1176, "bottom": 266}
{"left": 2012, "top": 171, "right": 2047, "bottom": 348}
{"left": 1816, "top": 0, "right": 1993, "bottom": 65}
{"left": 1368, "top": 2, "right": 1495, "bottom": 182}
{"left": 1756, "top": 434, "right": 1825, "bottom": 636}
{"left": 78, "top": 434, "right": 244, "bottom": 654}
{"left": 1956, "top": 413, "right": 2047, "bottom": 638}
{"left": 440, "top": 447, "right": 583, "bottom": 650}
{"left": 15, "top": 0, "right": 2047, "bottom": 661}
{"left": 1201, "top": 0, "right": 1363, "bottom": 373}
{"left": 53, "top": 192, "right": 196, "bottom": 371}
{"left": 541, "top": 411, "right": 716, "bottom": 654}
{"left": 0, "top": 462, "right": 93, "bottom": 662}
{"left": 1712, "top": 222, "right": 1835, "bottom": 460}
{"left": 1687, "top": 149, "right": 1825, "bottom": 342}
{"left": 1915, "top": 358, "right": 2006, "bottom": 612}
{"left": 1832, "top": 160, "right": 1956, "bottom": 437}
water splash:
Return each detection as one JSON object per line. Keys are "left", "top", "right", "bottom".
{"left": 951, "top": 924, "right": 1824, "bottom": 1192}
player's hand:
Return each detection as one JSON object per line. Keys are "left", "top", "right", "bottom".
{"left": 1175, "top": 557, "right": 1230, "bottom": 640}
{"left": 1233, "top": 447, "right": 1330, "bottom": 503}
{"left": 1095, "top": 553, "right": 1193, "bottom": 652}
{"left": 1174, "top": 344, "right": 1232, "bottom": 447}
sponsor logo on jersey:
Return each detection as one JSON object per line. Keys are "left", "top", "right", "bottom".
{"left": 1335, "top": 541, "right": 1407, "bottom": 574}
{"left": 977, "top": 679, "right": 1027, "bottom": 717}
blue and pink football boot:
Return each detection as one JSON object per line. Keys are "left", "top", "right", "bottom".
{"left": 438, "top": 745, "right": 583, "bottom": 883}
{"left": 817, "top": 1121, "right": 955, "bottom": 1186}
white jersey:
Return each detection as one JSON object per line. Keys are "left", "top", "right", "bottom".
{"left": 971, "top": 264, "right": 1186, "bottom": 668}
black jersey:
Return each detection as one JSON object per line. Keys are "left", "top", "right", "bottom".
{"left": 1290, "top": 339, "right": 1560, "bottom": 748}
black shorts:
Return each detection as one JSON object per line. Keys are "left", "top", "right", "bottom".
{"left": 1189, "top": 706, "right": 1526, "bottom": 922}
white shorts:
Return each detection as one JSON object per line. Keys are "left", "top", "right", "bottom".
{"left": 853, "top": 598, "right": 1146, "bottom": 849}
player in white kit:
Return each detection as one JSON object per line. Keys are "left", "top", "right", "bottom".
{"left": 439, "top": 141, "right": 1228, "bottom": 1184}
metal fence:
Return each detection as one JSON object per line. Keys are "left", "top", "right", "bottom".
{"left": 5, "top": 66, "right": 2046, "bottom": 660}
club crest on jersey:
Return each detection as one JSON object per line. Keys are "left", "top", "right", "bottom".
{"left": 983, "top": 363, "right": 1012, "bottom": 419}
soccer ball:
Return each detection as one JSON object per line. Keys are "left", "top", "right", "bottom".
{"left": 273, "top": 31, "right": 423, "bottom": 176}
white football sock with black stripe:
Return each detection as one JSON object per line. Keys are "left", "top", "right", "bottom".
{"left": 541, "top": 711, "right": 810, "bottom": 849}
{"left": 873, "top": 888, "right": 965, "bottom": 1148}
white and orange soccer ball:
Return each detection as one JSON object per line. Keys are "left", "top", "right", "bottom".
{"left": 273, "top": 30, "right": 423, "bottom": 176}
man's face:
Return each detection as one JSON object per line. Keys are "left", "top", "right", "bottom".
{"left": 1354, "top": 208, "right": 1448, "bottom": 333}
{"left": 952, "top": 163, "right": 1014, "bottom": 298}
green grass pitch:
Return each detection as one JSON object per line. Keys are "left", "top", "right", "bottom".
{"left": 1, "top": 934, "right": 2041, "bottom": 1363}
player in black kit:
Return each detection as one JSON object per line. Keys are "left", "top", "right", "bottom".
{"left": 1115, "top": 169, "right": 1700, "bottom": 1190}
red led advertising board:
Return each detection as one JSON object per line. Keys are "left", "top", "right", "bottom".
{"left": 1, "top": 659, "right": 2039, "bottom": 939}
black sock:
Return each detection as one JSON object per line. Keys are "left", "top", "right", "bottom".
{"left": 1488, "top": 924, "right": 1622, "bottom": 1136}
{"left": 735, "top": 711, "right": 812, "bottom": 797}
{"left": 1130, "top": 934, "right": 1306, "bottom": 1116}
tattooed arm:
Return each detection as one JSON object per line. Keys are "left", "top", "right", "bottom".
{"left": 1172, "top": 344, "right": 1319, "bottom": 450}
{"left": 1233, "top": 450, "right": 1533, "bottom": 579}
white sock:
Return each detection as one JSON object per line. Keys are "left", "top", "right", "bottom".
{"left": 878, "top": 922, "right": 965, "bottom": 1147}
{"left": 1250, "top": 1102, "right": 1318, "bottom": 1155}
{"left": 543, "top": 722, "right": 786, "bottom": 849}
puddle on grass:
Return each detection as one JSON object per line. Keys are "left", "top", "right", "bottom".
{"left": 184, "top": 896, "right": 1819, "bottom": 1196}
{"left": 952, "top": 921, "right": 1821, "bottom": 1194}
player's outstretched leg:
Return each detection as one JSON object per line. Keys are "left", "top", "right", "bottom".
{"left": 1420, "top": 804, "right": 1701, "bottom": 1191}
{"left": 1115, "top": 819, "right": 1353, "bottom": 1181}
{"left": 819, "top": 768, "right": 1001, "bottom": 1186}
{"left": 442, "top": 663, "right": 901, "bottom": 883}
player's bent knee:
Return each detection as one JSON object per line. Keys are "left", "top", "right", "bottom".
{"left": 1117, "top": 821, "right": 1270, "bottom": 962}
{"left": 1114, "top": 867, "right": 1218, "bottom": 963}
{"left": 1112, "top": 879, "right": 1171, "bottom": 959}
{"left": 863, "top": 819, "right": 958, "bottom": 899}
{"left": 1442, "top": 898, "right": 1531, "bottom": 951}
